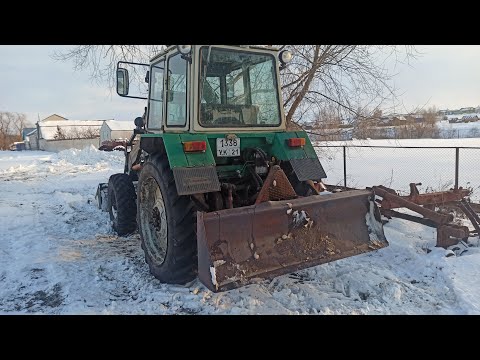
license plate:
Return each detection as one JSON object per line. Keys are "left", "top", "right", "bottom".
{"left": 216, "top": 137, "right": 240, "bottom": 157}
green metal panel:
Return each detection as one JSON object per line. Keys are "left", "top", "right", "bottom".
{"left": 180, "top": 134, "right": 216, "bottom": 167}
{"left": 271, "top": 131, "right": 316, "bottom": 160}
{"left": 161, "top": 134, "right": 185, "bottom": 167}
{"left": 205, "top": 133, "right": 275, "bottom": 165}
{"left": 161, "top": 133, "right": 215, "bottom": 168}
{"left": 206, "top": 132, "right": 276, "bottom": 141}
{"left": 141, "top": 130, "right": 318, "bottom": 168}
{"left": 205, "top": 132, "right": 276, "bottom": 149}
{"left": 141, "top": 134, "right": 164, "bottom": 138}
{"left": 296, "top": 131, "right": 318, "bottom": 158}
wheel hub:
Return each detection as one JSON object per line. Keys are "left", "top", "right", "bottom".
{"left": 139, "top": 176, "right": 168, "bottom": 265}
{"left": 152, "top": 207, "right": 161, "bottom": 230}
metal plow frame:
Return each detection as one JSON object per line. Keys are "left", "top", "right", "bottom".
{"left": 197, "top": 190, "right": 388, "bottom": 292}
{"left": 373, "top": 184, "right": 478, "bottom": 248}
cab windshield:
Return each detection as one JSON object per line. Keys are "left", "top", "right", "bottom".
{"left": 199, "top": 47, "right": 282, "bottom": 128}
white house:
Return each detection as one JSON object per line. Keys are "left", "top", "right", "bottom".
{"left": 25, "top": 114, "right": 109, "bottom": 152}
{"left": 100, "top": 120, "right": 135, "bottom": 144}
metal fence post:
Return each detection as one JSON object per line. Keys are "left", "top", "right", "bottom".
{"left": 343, "top": 146, "right": 347, "bottom": 188}
{"left": 455, "top": 147, "right": 459, "bottom": 190}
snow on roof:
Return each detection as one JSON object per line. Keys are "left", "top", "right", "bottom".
{"left": 39, "top": 120, "right": 106, "bottom": 140}
{"left": 447, "top": 113, "right": 480, "bottom": 120}
{"left": 103, "top": 120, "right": 135, "bottom": 131}
{"left": 26, "top": 129, "right": 37, "bottom": 136}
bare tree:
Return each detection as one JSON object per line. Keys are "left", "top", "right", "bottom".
{"left": 53, "top": 125, "right": 67, "bottom": 140}
{"left": 0, "top": 112, "right": 32, "bottom": 150}
{"left": 0, "top": 113, "right": 13, "bottom": 149}
{"left": 410, "top": 106, "right": 440, "bottom": 138}
{"left": 54, "top": 45, "right": 417, "bottom": 129}
{"left": 280, "top": 45, "right": 417, "bottom": 128}
{"left": 72, "top": 127, "right": 100, "bottom": 139}
{"left": 53, "top": 45, "right": 165, "bottom": 90}
{"left": 11, "top": 113, "right": 29, "bottom": 137}
{"left": 68, "top": 126, "right": 80, "bottom": 140}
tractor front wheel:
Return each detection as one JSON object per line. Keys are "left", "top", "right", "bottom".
{"left": 137, "top": 153, "right": 197, "bottom": 284}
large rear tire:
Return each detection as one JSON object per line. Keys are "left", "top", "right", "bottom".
{"left": 137, "top": 153, "right": 197, "bottom": 284}
{"left": 107, "top": 174, "right": 137, "bottom": 236}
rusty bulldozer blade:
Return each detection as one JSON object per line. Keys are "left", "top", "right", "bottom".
{"left": 197, "top": 189, "right": 388, "bottom": 292}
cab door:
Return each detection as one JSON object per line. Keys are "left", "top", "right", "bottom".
{"left": 164, "top": 52, "right": 190, "bottom": 131}
{"left": 147, "top": 58, "right": 165, "bottom": 131}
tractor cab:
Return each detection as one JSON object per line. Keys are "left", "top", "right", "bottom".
{"left": 117, "top": 45, "right": 290, "bottom": 133}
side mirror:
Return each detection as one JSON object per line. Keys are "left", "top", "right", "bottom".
{"left": 117, "top": 68, "right": 130, "bottom": 96}
{"left": 134, "top": 117, "right": 144, "bottom": 128}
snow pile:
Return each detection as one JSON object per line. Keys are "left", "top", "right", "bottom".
{"left": 56, "top": 145, "right": 124, "bottom": 167}
{"left": 0, "top": 146, "right": 124, "bottom": 182}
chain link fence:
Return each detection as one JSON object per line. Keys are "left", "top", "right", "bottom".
{"left": 314, "top": 145, "right": 480, "bottom": 202}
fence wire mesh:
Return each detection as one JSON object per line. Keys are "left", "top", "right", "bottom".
{"left": 315, "top": 145, "right": 480, "bottom": 202}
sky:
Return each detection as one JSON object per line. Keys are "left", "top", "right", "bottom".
{"left": 1, "top": 45, "right": 479, "bottom": 125}
{"left": 387, "top": 45, "right": 480, "bottom": 112}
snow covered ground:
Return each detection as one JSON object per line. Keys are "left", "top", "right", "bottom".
{"left": 1, "top": 145, "right": 479, "bottom": 314}
{"left": 437, "top": 120, "right": 480, "bottom": 138}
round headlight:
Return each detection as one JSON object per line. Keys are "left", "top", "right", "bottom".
{"left": 177, "top": 45, "right": 192, "bottom": 55}
{"left": 279, "top": 50, "right": 293, "bottom": 64}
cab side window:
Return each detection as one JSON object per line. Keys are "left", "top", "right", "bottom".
{"left": 166, "top": 53, "right": 188, "bottom": 127}
{"left": 148, "top": 60, "right": 165, "bottom": 129}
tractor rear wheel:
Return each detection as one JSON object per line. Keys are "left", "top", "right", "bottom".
{"left": 137, "top": 153, "right": 197, "bottom": 284}
{"left": 107, "top": 174, "right": 137, "bottom": 236}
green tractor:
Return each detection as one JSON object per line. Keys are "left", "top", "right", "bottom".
{"left": 96, "top": 45, "right": 388, "bottom": 292}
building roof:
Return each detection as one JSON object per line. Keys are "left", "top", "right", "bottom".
{"left": 40, "top": 114, "right": 68, "bottom": 122}
{"left": 38, "top": 120, "right": 106, "bottom": 140}
{"left": 103, "top": 120, "right": 135, "bottom": 131}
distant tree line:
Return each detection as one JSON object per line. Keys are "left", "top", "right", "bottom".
{"left": 0, "top": 112, "right": 31, "bottom": 150}
{"left": 309, "top": 106, "right": 442, "bottom": 141}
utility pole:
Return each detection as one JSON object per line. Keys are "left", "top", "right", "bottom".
{"left": 36, "top": 113, "right": 40, "bottom": 150}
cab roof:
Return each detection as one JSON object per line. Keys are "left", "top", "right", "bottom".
{"left": 149, "top": 45, "right": 279, "bottom": 63}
